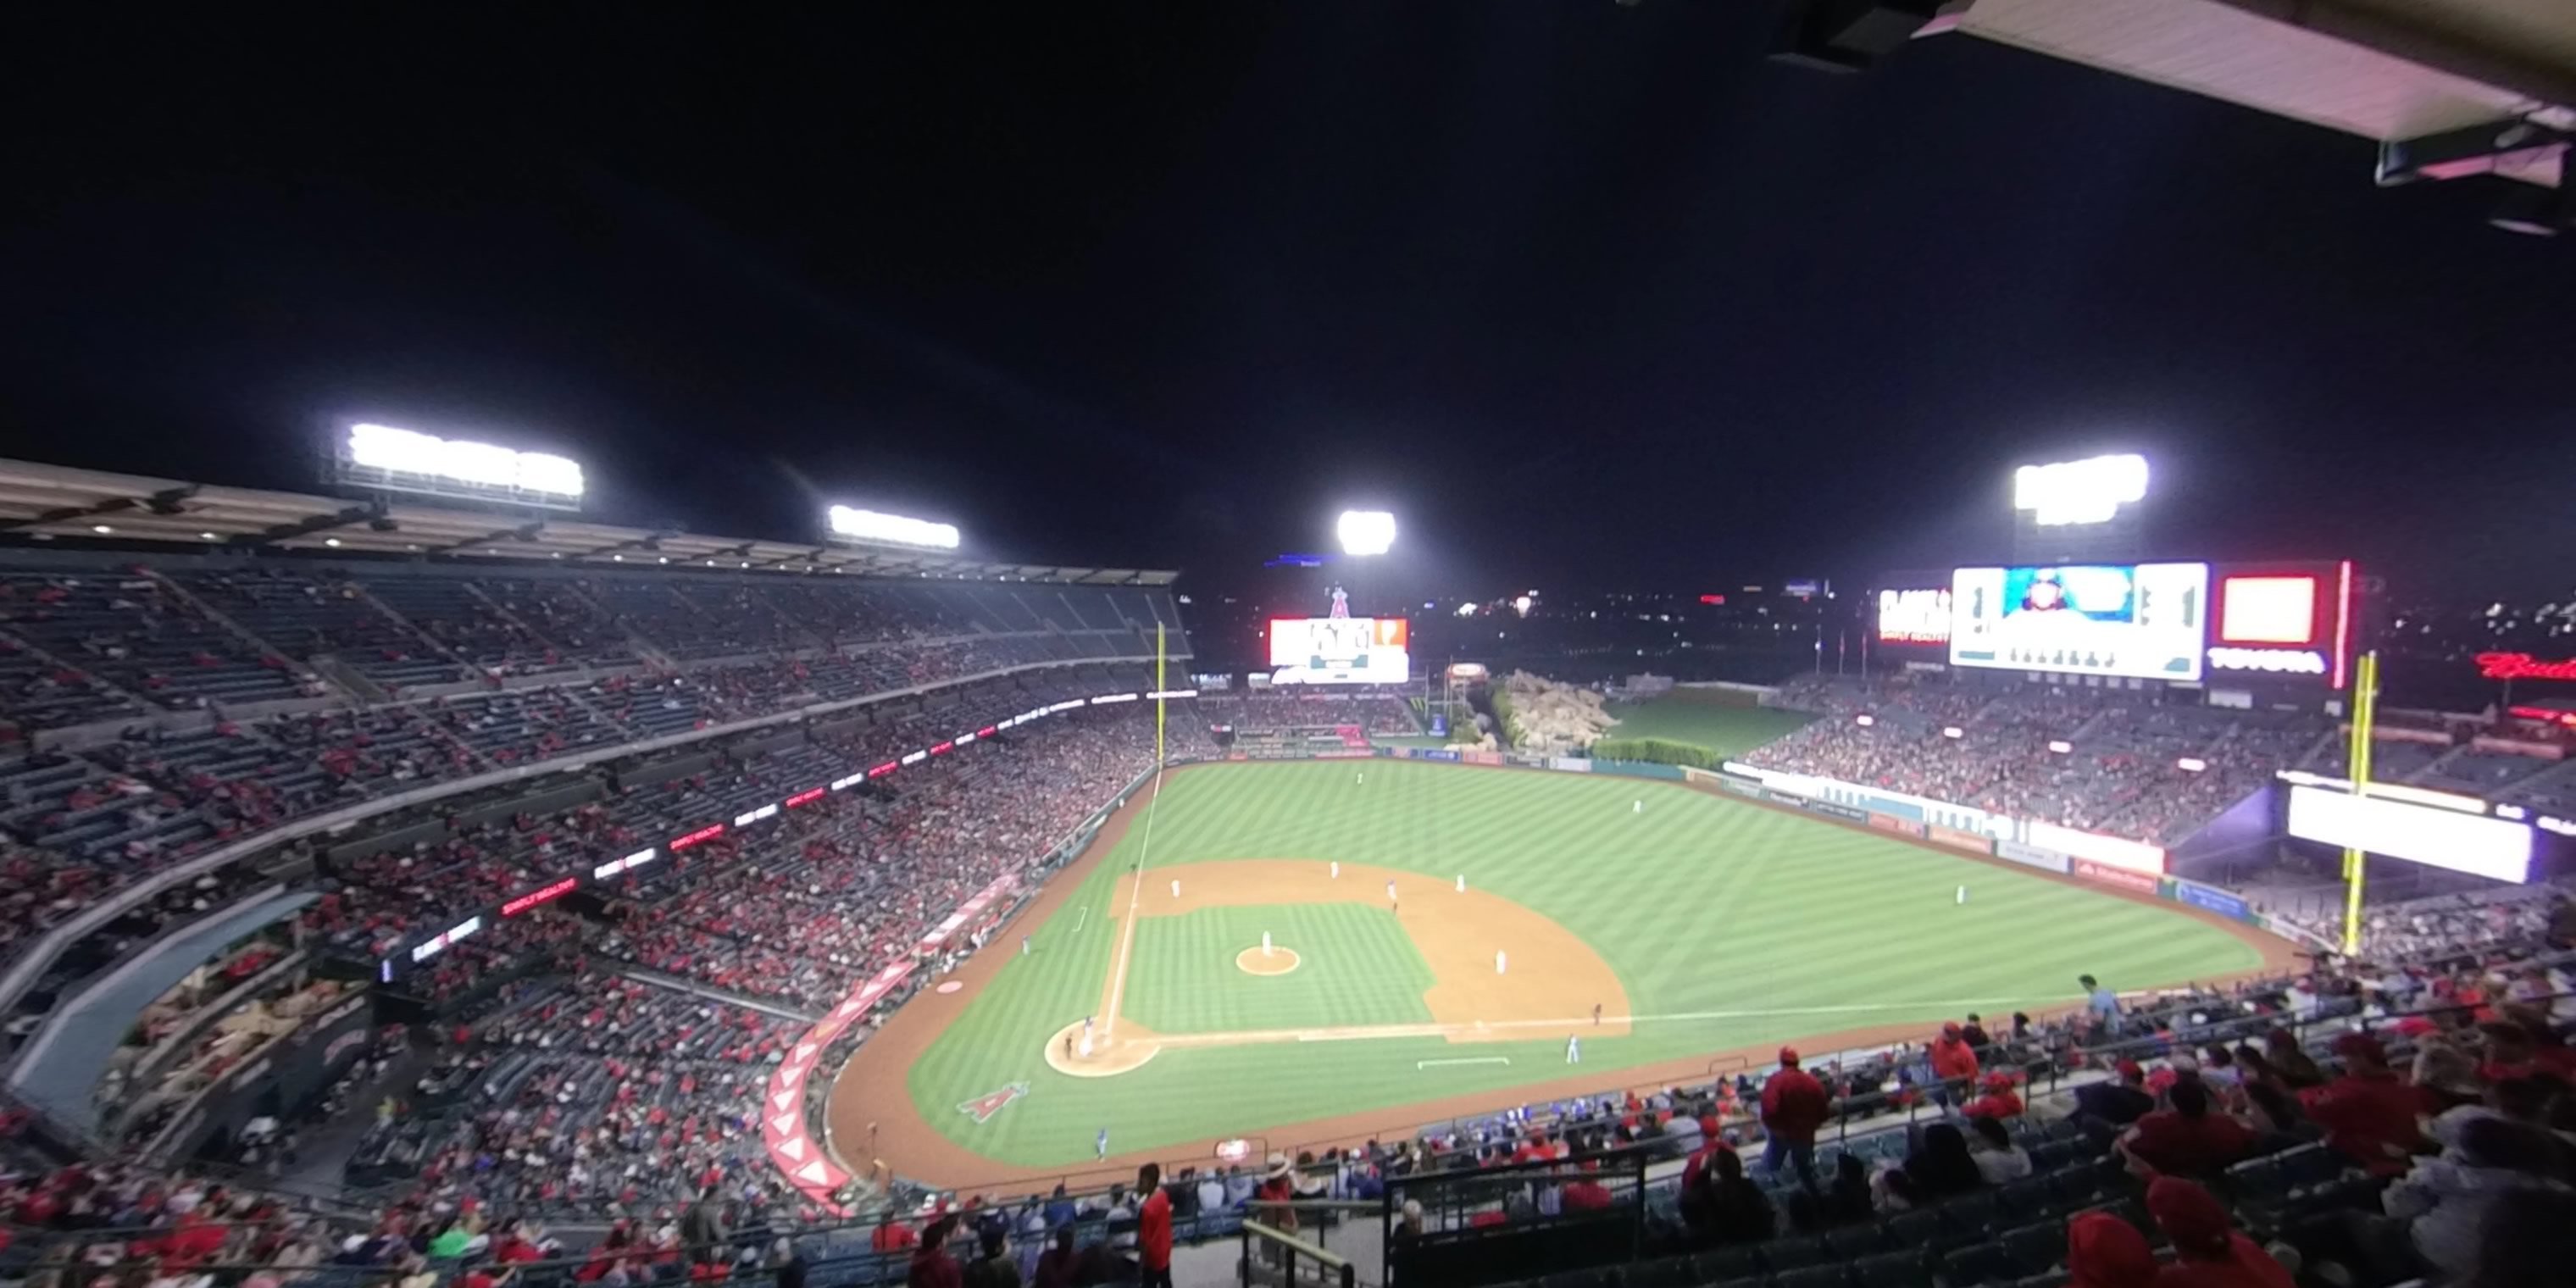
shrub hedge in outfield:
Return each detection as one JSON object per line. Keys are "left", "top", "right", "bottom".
{"left": 1587, "top": 737, "right": 1720, "bottom": 769}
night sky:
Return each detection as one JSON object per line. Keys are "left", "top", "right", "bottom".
{"left": 6, "top": 4, "right": 2573, "bottom": 600}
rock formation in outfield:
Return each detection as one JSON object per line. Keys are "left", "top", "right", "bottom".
{"left": 1496, "top": 670, "right": 1619, "bottom": 755}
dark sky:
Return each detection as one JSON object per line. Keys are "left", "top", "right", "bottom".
{"left": 6, "top": 3, "right": 2572, "bottom": 601}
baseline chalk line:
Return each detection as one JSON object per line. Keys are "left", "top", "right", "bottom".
{"left": 1418, "top": 1057, "right": 1512, "bottom": 1069}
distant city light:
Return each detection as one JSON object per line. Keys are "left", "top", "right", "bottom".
{"left": 1336, "top": 510, "right": 1396, "bottom": 557}
{"left": 827, "top": 505, "right": 960, "bottom": 550}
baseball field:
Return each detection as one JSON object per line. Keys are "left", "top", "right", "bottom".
{"left": 828, "top": 758, "right": 2289, "bottom": 1188}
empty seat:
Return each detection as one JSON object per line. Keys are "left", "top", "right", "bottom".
{"left": 1852, "top": 1250, "right": 1929, "bottom": 1288}
{"left": 1998, "top": 1221, "right": 2065, "bottom": 1276}
{"left": 1939, "top": 1241, "right": 2018, "bottom": 1287}
{"left": 1763, "top": 1235, "right": 1830, "bottom": 1272}
{"left": 1772, "top": 1266, "right": 1851, "bottom": 1288}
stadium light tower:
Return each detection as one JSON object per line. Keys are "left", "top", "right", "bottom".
{"left": 1336, "top": 509, "right": 1396, "bottom": 557}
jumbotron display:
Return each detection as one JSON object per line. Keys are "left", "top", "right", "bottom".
{"left": 1268, "top": 616, "right": 1410, "bottom": 685}
{"left": 1949, "top": 563, "right": 2208, "bottom": 681}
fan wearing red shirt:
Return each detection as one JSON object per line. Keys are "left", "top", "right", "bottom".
{"left": 2119, "top": 1080, "right": 2254, "bottom": 1179}
{"left": 1135, "top": 1163, "right": 1174, "bottom": 1288}
{"left": 2298, "top": 1033, "right": 2430, "bottom": 1176}
{"left": 1758, "top": 1047, "right": 1829, "bottom": 1185}
{"left": 1929, "top": 1024, "right": 1981, "bottom": 1090}
{"left": 873, "top": 1215, "right": 919, "bottom": 1255}
{"left": 1562, "top": 1161, "right": 1615, "bottom": 1212}
{"left": 1965, "top": 1072, "right": 2024, "bottom": 1120}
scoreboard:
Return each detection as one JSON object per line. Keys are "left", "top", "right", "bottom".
{"left": 1877, "top": 558, "right": 2355, "bottom": 689}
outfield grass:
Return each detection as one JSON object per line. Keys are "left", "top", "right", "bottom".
{"left": 906, "top": 759, "right": 2262, "bottom": 1169}
{"left": 1603, "top": 688, "right": 1815, "bottom": 758}
{"left": 1122, "top": 905, "right": 1434, "bottom": 1035}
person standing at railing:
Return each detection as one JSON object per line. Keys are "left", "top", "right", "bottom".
{"left": 1758, "top": 1046, "right": 1829, "bottom": 1187}
{"left": 908, "top": 1217, "right": 964, "bottom": 1288}
{"left": 1133, "top": 1163, "right": 1173, "bottom": 1288}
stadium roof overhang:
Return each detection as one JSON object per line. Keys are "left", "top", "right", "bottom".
{"left": 1927, "top": 0, "right": 2572, "bottom": 219}
{"left": 0, "top": 458, "right": 1178, "bottom": 586}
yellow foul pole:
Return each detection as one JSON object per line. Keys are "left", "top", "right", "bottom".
{"left": 1155, "top": 620, "right": 1167, "bottom": 764}
{"left": 2340, "top": 650, "right": 2378, "bottom": 956}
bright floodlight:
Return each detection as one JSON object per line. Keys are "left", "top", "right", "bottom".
{"left": 2013, "top": 452, "right": 2147, "bottom": 526}
{"left": 1336, "top": 509, "right": 1396, "bottom": 556}
{"left": 827, "top": 505, "right": 960, "bottom": 550}
{"left": 347, "top": 423, "right": 586, "bottom": 500}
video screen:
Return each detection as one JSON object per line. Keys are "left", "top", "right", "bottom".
{"left": 1877, "top": 586, "right": 1951, "bottom": 645}
{"left": 1268, "top": 617, "right": 1410, "bottom": 686}
{"left": 2286, "top": 786, "right": 2532, "bottom": 884}
{"left": 2201, "top": 562, "right": 2352, "bottom": 686}
{"left": 1948, "top": 563, "right": 2208, "bottom": 681}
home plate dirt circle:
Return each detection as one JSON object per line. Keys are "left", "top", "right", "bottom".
{"left": 1235, "top": 946, "right": 1302, "bottom": 976}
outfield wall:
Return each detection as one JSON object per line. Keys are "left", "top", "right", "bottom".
{"left": 1676, "top": 761, "right": 2334, "bottom": 955}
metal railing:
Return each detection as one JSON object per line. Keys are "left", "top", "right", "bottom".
{"left": 1241, "top": 1219, "right": 1358, "bottom": 1288}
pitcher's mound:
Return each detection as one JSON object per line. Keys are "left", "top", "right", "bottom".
{"left": 1235, "top": 946, "right": 1302, "bottom": 976}
{"left": 1043, "top": 1019, "right": 1161, "bottom": 1078}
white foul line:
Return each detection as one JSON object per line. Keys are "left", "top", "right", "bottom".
{"left": 1418, "top": 1057, "right": 1512, "bottom": 1069}
{"left": 1099, "top": 766, "right": 1167, "bottom": 1041}
{"left": 1141, "top": 996, "right": 2073, "bottom": 1052}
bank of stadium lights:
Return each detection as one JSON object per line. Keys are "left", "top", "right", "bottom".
{"left": 1336, "top": 510, "right": 1396, "bottom": 557}
{"left": 343, "top": 423, "right": 586, "bottom": 507}
{"left": 825, "top": 505, "right": 960, "bottom": 551}
{"left": 2013, "top": 452, "right": 2148, "bottom": 526}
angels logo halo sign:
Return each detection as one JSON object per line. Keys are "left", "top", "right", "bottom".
{"left": 957, "top": 1082, "right": 1030, "bottom": 1124}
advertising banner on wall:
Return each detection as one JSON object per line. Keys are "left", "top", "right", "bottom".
{"left": 1868, "top": 813, "right": 1924, "bottom": 838}
{"left": 1994, "top": 840, "right": 2072, "bottom": 874}
{"left": 1802, "top": 799, "right": 1868, "bottom": 824}
{"left": 919, "top": 874, "right": 1020, "bottom": 955}
{"left": 2172, "top": 880, "right": 2250, "bottom": 921}
{"left": 1928, "top": 824, "right": 1993, "bottom": 854}
{"left": 2025, "top": 820, "right": 2168, "bottom": 875}
{"left": 2074, "top": 859, "right": 2160, "bottom": 894}
{"left": 763, "top": 958, "right": 920, "bottom": 1214}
